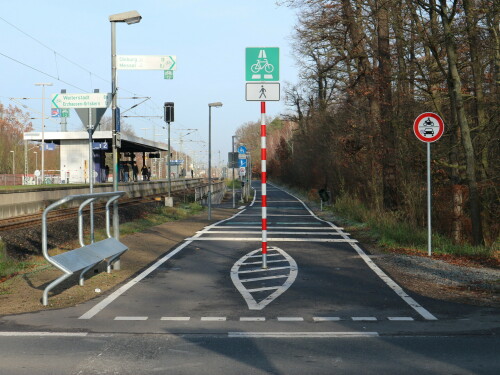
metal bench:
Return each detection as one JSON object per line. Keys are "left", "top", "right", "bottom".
{"left": 42, "top": 191, "right": 127, "bottom": 306}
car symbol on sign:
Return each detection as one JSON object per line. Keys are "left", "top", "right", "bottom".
{"left": 423, "top": 128, "right": 434, "bottom": 136}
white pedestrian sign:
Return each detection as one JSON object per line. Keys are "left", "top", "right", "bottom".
{"left": 246, "top": 83, "right": 280, "bottom": 101}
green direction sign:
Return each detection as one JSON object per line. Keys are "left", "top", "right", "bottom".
{"left": 164, "top": 70, "right": 174, "bottom": 79}
{"left": 246, "top": 47, "right": 279, "bottom": 81}
{"left": 61, "top": 109, "right": 70, "bottom": 118}
{"left": 51, "top": 93, "right": 111, "bottom": 109}
{"left": 117, "top": 55, "right": 176, "bottom": 70}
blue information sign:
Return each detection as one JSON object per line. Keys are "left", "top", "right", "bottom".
{"left": 239, "top": 159, "right": 247, "bottom": 168}
{"left": 238, "top": 145, "right": 247, "bottom": 154}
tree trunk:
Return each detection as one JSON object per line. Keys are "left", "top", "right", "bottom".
{"left": 439, "top": 0, "right": 484, "bottom": 245}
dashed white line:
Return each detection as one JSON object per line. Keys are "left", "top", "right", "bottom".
{"left": 160, "top": 317, "right": 191, "bottom": 321}
{"left": 201, "top": 317, "right": 227, "bottom": 322}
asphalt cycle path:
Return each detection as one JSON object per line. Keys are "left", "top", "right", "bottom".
{"left": 4, "top": 181, "right": 499, "bottom": 338}
{"left": 1, "top": 181, "right": 456, "bottom": 337}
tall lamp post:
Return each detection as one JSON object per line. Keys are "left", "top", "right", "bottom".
{"left": 34, "top": 82, "right": 53, "bottom": 184}
{"left": 109, "top": 10, "right": 142, "bottom": 242}
{"left": 208, "top": 102, "right": 223, "bottom": 220}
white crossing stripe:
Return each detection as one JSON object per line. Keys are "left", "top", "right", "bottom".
{"left": 228, "top": 332, "right": 379, "bottom": 338}
{"left": 114, "top": 316, "right": 148, "bottom": 321}
{"left": 186, "top": 237, "right": 358, "bottom": 243}
{"left": 240, "top": 275, "right": 289, "bottom": 282}
{"left": 240, "top": 317, "right": 266, "bottom": 322}
{"left": 201, "top": 317, "right": 227, "bottom": 321}
{"left": 246, "top": 286, "right": 280, "bottom": 292}
{"left": 237, "top": 266, "right": 293, "bottom": 274}
{"left": 160, "top": 317, "right": 191, "bottom": 321}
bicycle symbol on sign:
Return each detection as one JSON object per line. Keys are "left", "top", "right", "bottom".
{"left": 251, "top": 59, "right": 274, "bottom": 74}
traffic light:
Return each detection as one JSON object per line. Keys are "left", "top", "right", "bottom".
{"left": 164, "top": 102, "right": 174, "bottom": 123}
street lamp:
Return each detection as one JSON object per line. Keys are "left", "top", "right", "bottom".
{"left": 10, "top": 151, "right": 15, "bottom": 182}
{"left": 109, "top": 10, "right": 142, "bottom": 241}
{"left": 208, "top": 102, "right": 223, "bottom": 220}
{"left": 34, "top": 82, "right": 53, "bottom": 184}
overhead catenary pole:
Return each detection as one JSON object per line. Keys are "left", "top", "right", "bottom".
{"left": 261, "top": 101, "right": 267, "bottom": 269}
{"left": 34, "top": 82, "right": 53, "bottom": 184}
{"left": 232, "top": 135, "right": 236, "bottom": 209}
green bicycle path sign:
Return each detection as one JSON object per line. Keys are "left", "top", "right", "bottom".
{"left": 246, "top": 47, "right": 279, "bottom": 81}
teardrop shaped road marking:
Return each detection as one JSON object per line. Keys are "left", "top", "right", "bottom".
{"left": 231, "top": 246, "right": 298, "bottom": 310}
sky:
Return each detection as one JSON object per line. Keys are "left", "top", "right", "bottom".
{"left": 0, "top": 0, "right": 300, "bottom": 164}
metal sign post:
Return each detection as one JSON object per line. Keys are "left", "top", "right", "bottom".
{"left": 260, "top": 101, "right": 268, "bottom": 268}
{"left": 246, "top": 47, "right": 280, "bottom": 269}
{"left": 413, "top": 112, "right": 445, "bottom": 256}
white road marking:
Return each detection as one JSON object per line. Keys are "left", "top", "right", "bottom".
{"left": 201, "top": 317, "right": 227, "bottom": 321}
{"left": 240, "top": 275, "right": 289, "bottom": 282}
{"left": 238, "top": 214, "right": 312, "bottom": 217}
{"left": 213, "top": 226, "right": 342, "bottom": 230}
{"left": 160, "top": 317, "right": 191, "bottom": 321}
{"left": 0, "top": 332, "right": 88, "bottom": 337}
{"left": 238, "top": 206, "right": 246, "bottom": 210}
{"left": 228, "top": 332, "right": 379, "bottom": 338}
{"left": 79, "top": 207, "right": 252, "bottom": 320}
{"left": 231, "top": 247, "right": 298, "bottom": 310}
{"left": 114, "top": 316, "right": 148, "bottom": 321}
{"left": 240, "top": 259, "right": 287, "bottom": 266}
{"left": 237, "top": 266, "right": 294, "bottom": 274}
{"left": 186, "top": 237, "right": 358, "bottom": 243}
{"left": 277, "top": 317, "right": 304, "bottom": 322}
{"left": 313, "top": 317, "right": 341, "bottom": 322}
{"left": 279, "top": 184, "right": 439, "bottom": 321}
{"left": 199, "top": 231, "right": 348, "bottom": 235}
{"left": 247, "top": 286, "right": 280, "bottom": 292}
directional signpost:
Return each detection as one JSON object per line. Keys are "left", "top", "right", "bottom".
{"left": 246, "top": 47, "right": 280, "bottom": 269}
{"left": 51, "top": 93, "right": 111, "bottom": 109}
{"left": 414, "top": 112, "right": 445, "bottom": 257}
{"left": 117, "top": 55, "right": 176, "bottom": 70}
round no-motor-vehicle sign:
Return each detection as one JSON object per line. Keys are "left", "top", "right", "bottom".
{"left": 413, "top": 112, "right": 444, "bottom": 143}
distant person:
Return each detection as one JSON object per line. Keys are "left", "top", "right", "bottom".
{"left": 123, "top": 163, "right": 130, "bottom": 182}
{"left": 191, "top": 169, "right": 194, "bottom": 178}
{"left": 147, "top": 167, "right": 151, "bottom": 181}
{"left": 104, "top": 165, "right": 109, "bottom": 182}
{"left": 141, "top": 165, "right": 148, "bottom": 181}
{"left": 132, "top": 162, "right": 139, "bottom": 182}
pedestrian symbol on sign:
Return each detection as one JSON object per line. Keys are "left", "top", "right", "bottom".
{"left": 259, "top": 85, "right": 267, "bottom": 99}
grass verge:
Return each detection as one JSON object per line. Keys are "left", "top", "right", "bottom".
{"left": 330, "top": 192, "right": 498, "bottom": 260}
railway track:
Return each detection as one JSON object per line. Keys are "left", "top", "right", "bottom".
{"left": 0, "top": 196, "right": 154, "bottom": 232}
